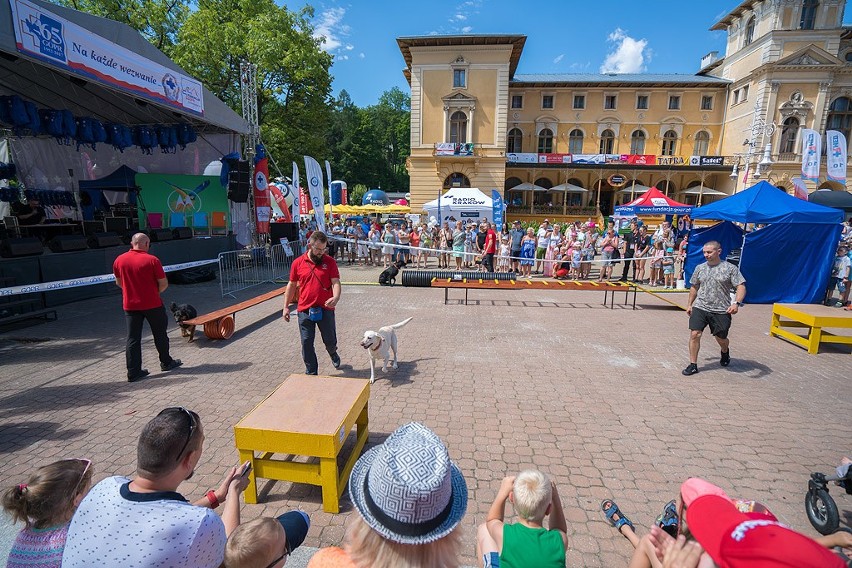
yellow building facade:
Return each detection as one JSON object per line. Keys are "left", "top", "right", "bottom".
{"left": 397, "top": 0, "right": 852, "bottom": 221}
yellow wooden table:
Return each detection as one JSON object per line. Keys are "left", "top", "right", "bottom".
{"left": 770, "top": 303, "right": 852, "bottom": 354}
{"left": 234, "top": 374, "right": 370, "bottom": 513}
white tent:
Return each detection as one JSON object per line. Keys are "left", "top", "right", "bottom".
{"left": 422, "top": 187, "right": 501, "bottom": 223}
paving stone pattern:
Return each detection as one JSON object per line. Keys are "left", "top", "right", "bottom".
{"left": 0, "top": 263, "right": 849, "bottom": 567}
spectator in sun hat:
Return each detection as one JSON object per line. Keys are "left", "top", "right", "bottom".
{"left": 307, "top": 422, "right": 467, "bottom": 568}
{"left": 685, "top": 494, "right": 846, "bottom": 568}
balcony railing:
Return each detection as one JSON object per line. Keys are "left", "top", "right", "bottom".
{"left": 433, "top": 142, "right": 478, "bottom": 157}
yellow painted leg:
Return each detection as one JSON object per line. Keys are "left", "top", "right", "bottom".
{"left": 807, "top": 326, "right": 822, "bottom": 355}
{"left": 319, "top": 457, "right": 341, "bottom": 513}
{"left": 239, "top": 449, "right": 258, "bottom": 504}
{"left": 770, "top": 311, "right": 781, "bottom": 337}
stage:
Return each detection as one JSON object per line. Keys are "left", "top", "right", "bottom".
{"left": 0, "top": 236, "right": 235, "bottom": 307}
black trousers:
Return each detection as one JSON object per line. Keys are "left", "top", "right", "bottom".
{"left": 297, "top": 309, "right": 337, "bottom": 374}
{"left": 125, "top": 305, "right": 172, "bottom": 377}
{"left": 620, "top": 250, "right": 636, "bottom": 280}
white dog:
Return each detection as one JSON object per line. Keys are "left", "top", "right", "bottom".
{"left": 360, "top": 317, "right": 413, "bottom": 383}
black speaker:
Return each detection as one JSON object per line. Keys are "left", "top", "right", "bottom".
{"left": 149, "top": 229, "right": 173, "bottom": 242}
{"left": 0, "top": 237, "right": 44, "bottom": 257}
{"left": 87, "top": 232, "right": 124, "bottom": 248}
{"left": 172, "top": 227, "right": 192, "bottom": 240}
{"left": 47, "top": 235, "right": 88, "bottom": 253}
{"left": 227, "top": 160, "right": 251, "bottom": 203}
{"left": 270, "top": 222, "right": 299, "bottom": 243}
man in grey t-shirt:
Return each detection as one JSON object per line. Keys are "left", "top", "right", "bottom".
{"left": 683, "top": 240, "right": 746, "bottom": 376}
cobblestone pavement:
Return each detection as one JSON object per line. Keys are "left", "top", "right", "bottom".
{"left": 0, "top": 261, "right": 849, "bottom": 567}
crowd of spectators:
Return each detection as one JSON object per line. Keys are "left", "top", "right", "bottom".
{"left": 4, "top": 414, "right": 851, "bottom": 567}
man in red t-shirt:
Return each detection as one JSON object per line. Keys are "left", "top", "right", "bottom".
{"left": 282, "top": 231, "right": 342, "bottom": 375}
{"left": 482, "top": 222, "right": 498, "bottom": 273}
{"left": 113, "top": 233, "right": 181, "bottom": 382}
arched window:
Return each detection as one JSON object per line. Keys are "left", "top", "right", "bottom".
{"left": 744, "top": 16, "right": 756, "bottom": 45}
{"left": 827, "top": 97, "right": 852, "bottom": 147}
{"left": 568, "top": 129, "right": 584, "bottom": 154}
{"left": 630, "top": 130, "right": 646, "bottom": 154}
{"left": 450, "top": 111, "right": 467, "bottom": 144}
{"left": 443, "top": 172, "right": 470, "bottom": 189}
{"left": 534, "top": 177, "right": 553, "bottom": 189}
{"left": 599, "top": 129, "right": 615, "bottom": 154}
{"left": 661, "top": 130, "right": 678, "bottom": 156}
{"left": 657, "top": 180, "right": 676, "bottom": 195}
{"left": 800, "top": 0, "right": 818, "bottom": 30}
{"left": 507, "top": 128, "right": 523, "bottom": 153}
{"left": 537, "top": 128, "right": 554, "bottom": 153}
{"left": 779, "top": 117, "right": 800, "bottom": 154}
{"left": 504, "top": 177, "right": 522, "bottom": 191}
{"left": 566, "top": 178, "right": 585, "bottom": 206}
{"left": 693, "top": 131, "right": 710, "bottom": 155}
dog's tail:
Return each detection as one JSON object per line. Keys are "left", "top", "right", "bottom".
{"left": 390, "top": 317, "right": 413, "bottom": 329}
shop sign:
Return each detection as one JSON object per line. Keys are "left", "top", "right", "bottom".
{"left": 657, "top": 156, "right": 690, "bottom": 166}
{"left": 689, "top": 156, "right": 725, "bottom": 166}
{"left": 537, "top": 153, "right": 572, "bottom": 164}
{"left": 10, "top": 0, "right": 204, "bottom": 114}
{"left": 607, "top": 174, "right": 627, "bottom": 187}
{"left": 506, "top": 152, "right": 538, "bottom": 163}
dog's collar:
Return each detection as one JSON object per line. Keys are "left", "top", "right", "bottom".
{"left": 370, "top": 338, "right": 383, "bottom": 351}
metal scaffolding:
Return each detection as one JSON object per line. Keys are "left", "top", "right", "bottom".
{"left": 240, "top": 60, "right": 261, "bottom": 246}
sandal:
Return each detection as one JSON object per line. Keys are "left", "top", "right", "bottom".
{"left": 601, "top": 499, "right": 635, "bottom": 535}
{"left": 655, "top": 499, "right": 679, "bottom": 538}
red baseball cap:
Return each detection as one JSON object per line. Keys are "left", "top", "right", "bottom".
{"left": 687, "top": 495, "right": 845, "bottom": 568}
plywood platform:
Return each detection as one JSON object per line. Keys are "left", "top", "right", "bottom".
{"left": 770, "top": 303, "right": 852, "bottom": 354}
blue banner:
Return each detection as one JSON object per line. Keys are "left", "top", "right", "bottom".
{"left": 491, "top": 189, "right": 504, "bottom": 228}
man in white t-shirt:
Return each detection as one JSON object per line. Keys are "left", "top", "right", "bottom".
{"left": 535, "top": 219, "right": 552, "bottom": 274}
{"left": 62, "top": 407, "right": 250, "bottom": 567}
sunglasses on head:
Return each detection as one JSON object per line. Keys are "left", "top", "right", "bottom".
{"left": 158, "top": 407, "right": 197, "bottom": 462}
{"left": 72, "top": 458, "right": 92, "bottom": 496}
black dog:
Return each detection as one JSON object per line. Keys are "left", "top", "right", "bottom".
{"left": 169, "top": 302, "right": 198, "bottom": 342}
{"left": 378, "top": 260, "right": 407, "bottom": 286}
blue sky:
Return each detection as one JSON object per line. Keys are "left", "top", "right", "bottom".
{"left": 307, "top": 0, "right": 852, "bottom": 107}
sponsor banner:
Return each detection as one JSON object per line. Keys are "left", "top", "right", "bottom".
{"left": 298, "top": 188, "right": 309, "bottom": 221}
{"left": 624, "top": 154, "right": 657, "bottom": 165}
{"left": 694, "top": 156, "right": 725, "bottom": 167}
{"left": 826, "top": 130, "right": 847, "bottom": 182}
{"left": 656, "top": 156, "right": 690, "bottom": 166}
{"left": 506, "top": 152, "right": 538, "bottom": 163}
{"left": 491, "top": 189, "right": 504, "bottom": 228}
{"left": 253, "top": 156, "right": 271, "bottom": 234}
{"left": 325, "top": 161, "right": 334, "bottom": 218}
{"left": 292, "top": 161, "right": 301, "bottom": 222}
{"left": 436, "top": 142, "right": 474, "bottom": 156}
{"left": 0, "top": 258, "right": 217, "bottom": 297}
{"left": 792, "top": 176, "right": 809, "bottom": 200}
{"left": 9, "top": 0, "right": 203, "bottom": 114}
{"left": 801, "top": 128, "right": 821, "bottom": 182}
{"left": 537, "top": 153, "right": 572, "bottom": 164}
{"left": 450, "top": 196, "right": 487, "bottom": 206}
{"left": 572, "top": 154, "right": 608, "bottom": 164}
{"left": 303, "top": 155, "right": 326, "bottom": 233}
{"left": 268, "top": 183, "right": 294, "bottom": 223}
{"left": 460, "top": 211, "right": 479, "bottom": 218}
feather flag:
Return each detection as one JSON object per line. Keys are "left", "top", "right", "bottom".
{"left": 792, "top": 176, "right": 809, "bottom": 201}
{"left": 292, "top": 161, "right": 300, "bottom": 223}
{"left": 303, "top": 156, "right": 326, "bottom": 233}
{"left": 826, "top": 130, "right": 847, "bottom": 183}
{"left": 801, "top": 128, "right": 821, "bottom": 183}
{"left": 253, "top": 145, "right": 271, "bottom": 234}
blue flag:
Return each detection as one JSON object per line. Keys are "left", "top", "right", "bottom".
{"left": 491, "top": 189, "right": 504, "bottom": 227}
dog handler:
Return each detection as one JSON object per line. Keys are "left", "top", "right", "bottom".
{"left": 283, "top": 230, "right": 342, "bottom": 375}
{"left": 683, "top": 240, "right": 745, "bottom": 376}
{"left": 113, "top": 233, "right": 182, "bottom": 382}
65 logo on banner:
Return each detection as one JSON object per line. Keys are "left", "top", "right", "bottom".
{"left": 18, "top": 4, "right": 66, "bottom": 62}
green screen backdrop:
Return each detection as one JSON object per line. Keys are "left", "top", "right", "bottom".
{"left": 136, "top": 174, "right": 229, "bottom": 229}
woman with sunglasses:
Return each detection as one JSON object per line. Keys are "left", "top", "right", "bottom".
{"left": 2, "top": 458, "right": 93, "bottom": 567}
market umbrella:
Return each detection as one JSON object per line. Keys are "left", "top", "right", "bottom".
{"left": 682, "top": 185, "right": 728, "bottom": 196}
{"left": 618, "top": 183, "right": 652, "bottom": 194}
{"left": 510, "top": 181, "right": 547, "bottom": 191}
{"left": 550, "top": 182, "right": 588, "bottom": 193}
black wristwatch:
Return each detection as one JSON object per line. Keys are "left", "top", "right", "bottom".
{"left": 735, "top": 301, "right": 745, "bottom": 307}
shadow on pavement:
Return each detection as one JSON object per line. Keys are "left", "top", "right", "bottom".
{"left": 0, "top": 421, "right": 87, "bottom": 453}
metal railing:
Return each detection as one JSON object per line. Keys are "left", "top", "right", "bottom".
{"left": 218, "top": 241, "right": 303, "bottom": 298}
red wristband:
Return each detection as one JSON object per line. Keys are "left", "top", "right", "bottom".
{"left": 206, "top": 490, "right": 220, "bottom": 509}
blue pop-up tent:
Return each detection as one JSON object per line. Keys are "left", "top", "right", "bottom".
{"left": 686, "top": 181, "right": 843, "bottom": 304}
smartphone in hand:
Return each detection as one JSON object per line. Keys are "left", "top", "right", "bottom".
{"left": 239, "top": 462, "right": 252, "bottom": 478}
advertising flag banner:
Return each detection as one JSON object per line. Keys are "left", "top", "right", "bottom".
{"left": 9, "top": 0, "right": 203, "bottom": 114}
{"left": 303, "top": 156, "right": 326, "bottom": 232}
{"left": 491, "top": 189, "right": 504, "bottom": 228}
{"left": 801, "top": 128, "right": 821, "bottom": 182}
{"left": 656, "top": 156, "right": 689, "bottom": 166}
{"left": 325, "top": 160, "right": 333, "bottom": 218}
{"left": 253, "top": 156, "right": 271, "bottom": 234}
{"left": 571, "top": 154, "right": 607, "bottom": 164}
{"left": 292, "top": 162, "right": 301, "bottom": 222}
{"left": 826, "top": 130, "right": 847, "bottom": 182}
{"left": 537, "top": 153, "right": 572, "bottom": 164}
{"left": 268, "top": 184, "right": 292, "bottom": 222}
{"left": 626, "top": 154, "right": 657, "bottom": 165}
{"left": 506, "top": 153, "right": 538, "bottom": 163}
{"left": 792, "top": 176, "right": 809, "bottom": 200}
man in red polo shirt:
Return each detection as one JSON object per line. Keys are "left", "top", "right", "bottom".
{"left": 282, "top": 231, "right": 342, "bottom": 375}
{"left": 113, "top": 233, "right": 181, "bottom": 382}
{"left": 482, "top": 222, "right": 498, "bottom": 273}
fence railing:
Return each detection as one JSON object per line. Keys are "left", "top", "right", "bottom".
{"left": 218, "top": 241, "right": 303, "bottom": 298}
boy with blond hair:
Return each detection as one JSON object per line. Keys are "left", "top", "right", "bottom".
{"left": 223, "top": 511, "right": 309, "bottom": 568}
{"left": 476, "top": 470, "right": 568, "bottom": 568}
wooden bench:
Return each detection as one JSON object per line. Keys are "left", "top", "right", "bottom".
{"left": 431, "top": 277, "right": 638, "bottom": 309}
{"left": 183, "top": 287, "right": 285, "bottom": 340}
{"left": 0, "top": 307, "right": 58, "bottom": 327}
{"left": 234, "top": 374, "right": 370, "bottom": 513}
{"left": 770, "top": 303, "right": 852, "bottom": 354}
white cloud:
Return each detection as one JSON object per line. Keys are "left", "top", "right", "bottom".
{"left": 359, "top": 52, "right": 365, "bottom": 59}
{"left": 553, "top": 53, "right": 564, "bottom": 64}
{"left": 454, "top": 13, "right": 467, "bottom": 20}
{"left": 461, "top": 25, "right": 472, "bottom": 33}
{"left": 600, "top": 28, "right": 648, "bottom": 74}
{"left": 313, "top": 7, "right": 351, "bottom": 54}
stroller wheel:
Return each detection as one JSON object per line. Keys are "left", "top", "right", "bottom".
{"left": 805, "top": 487, "right": 840, "bottom": 535}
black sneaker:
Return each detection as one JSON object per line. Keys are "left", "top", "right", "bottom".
{"left": 682, "top": 363, "right": 699, "bottom": 376}
{"left": 331, "top": 353, "right": 341, "bottom": 369}
{"left": 161, "top": 359, "right": 183, "bottom": 372}
{"left": 128, "top": 369, "right": 150, "bottom": 382}
{"left": 720, "top": 350, "right": 730, "bottom": 367}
